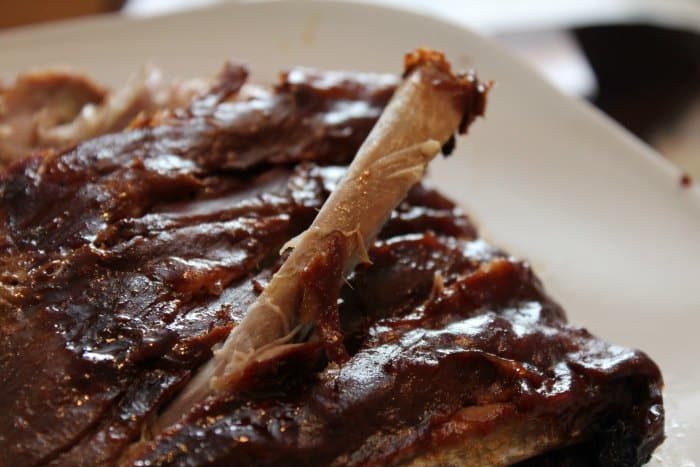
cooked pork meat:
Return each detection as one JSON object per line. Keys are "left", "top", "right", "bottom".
{"left": 154, "top": 49, "right": 486, "bottom": 432}
{"left": 0, "top": 67, "right": 207, "bottom": 167}
{"left": 37, "top": 67, "right": 207, "bottom": 153}
{"left": 0, "top": 69, "right": 106, "bottom": 164}
{"left": 0, "top": 50, "right": 663, "bottom": 467}
{"left": 0, "top": 55, "right": 398, "bottom": 466}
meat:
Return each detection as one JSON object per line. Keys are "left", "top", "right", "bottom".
{"left": 154, "top": 49, "right": 487, "bottom": 431}
{"left": 0, "top": 67, "right": 207, "bottom": 167}
{"left": 0, "top": 58, "right": 398, "bottom": 466}
{"left": 0, "top": 69, "right": 106, "bottom": 164}
{"left": 0, "top": 50, "right": 663, "bottom": 467}
{"left": 36, "top": 67, "right": 207, "bottom": 153}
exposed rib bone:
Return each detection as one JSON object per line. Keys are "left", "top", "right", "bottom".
{"left": 153, "top": 49, "right": 487, "bottom": 433}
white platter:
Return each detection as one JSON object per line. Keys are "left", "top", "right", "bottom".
{"left": 1, "top": 1, "right": 698, "bottom": 464}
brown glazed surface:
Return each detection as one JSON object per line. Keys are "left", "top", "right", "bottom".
{"left": 0, "top": 59, "right": 661, "bottom": 466}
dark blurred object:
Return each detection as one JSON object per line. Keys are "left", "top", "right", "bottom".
{"left": 0, "top": 0, "right": 126, "bottom": 29}
{"left": 575, "top": 24, "right": 700, "bottom": 143}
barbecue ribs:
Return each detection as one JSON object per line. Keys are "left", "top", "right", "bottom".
{"left": 0, "top": 50, "right": 663, "bottom": 466}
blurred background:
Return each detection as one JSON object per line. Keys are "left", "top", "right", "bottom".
{"left": 2, "top": 0, "right": 699, "bottom": 179}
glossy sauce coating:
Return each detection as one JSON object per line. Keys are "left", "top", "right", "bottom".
{"left": 0, "top": 65, "right": 397, "bottom": 465}
{"left": 0, "top": 61, "right": 661, "bottom": 466}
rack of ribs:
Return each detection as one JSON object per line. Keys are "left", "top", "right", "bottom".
{"left": 0, "top": 49, "right": 663, "bottom": 466}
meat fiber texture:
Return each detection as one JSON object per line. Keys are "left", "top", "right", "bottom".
{"left": 0, "top": 60, "right": 663, "bottom": 466}
{"left": 0, "top": 66, "right": 207, "bottom": 167}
